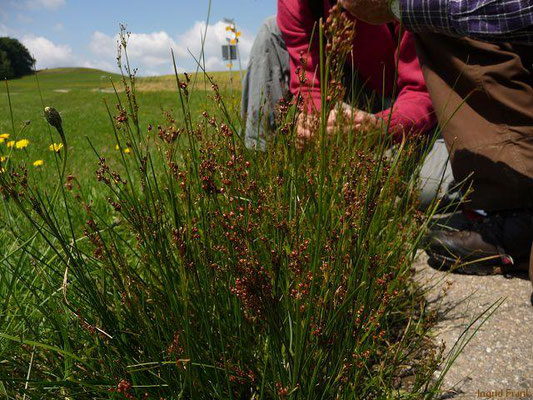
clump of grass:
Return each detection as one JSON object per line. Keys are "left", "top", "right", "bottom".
{"left": 1, "top": 15, "right": 443, "bottom": 400}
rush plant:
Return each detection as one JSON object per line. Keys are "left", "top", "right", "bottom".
{"left": 1, "top": 13, "right": 444, "bottom": 400}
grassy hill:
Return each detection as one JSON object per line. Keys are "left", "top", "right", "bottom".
{"left": 138, "top": 70, "right": 243, "bottom": 91}
{"left": 4, "top": 67, "right": 242, "bottom": 93}
{"left": 3, "top": 68, "right": 121, "bottom": 92}
{"left": 0, "top": 67, "right": 243, "bottom": 184}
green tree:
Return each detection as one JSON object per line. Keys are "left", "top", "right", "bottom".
{"left": 0, "top": 49, "right": 14, "bottom": 79}
{"left": 0, "top": 37, "right": 35, "bottom": 79}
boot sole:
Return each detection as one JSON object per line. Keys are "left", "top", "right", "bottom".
{"left": 426, "top": 250, "right": 510, "bottom": 276}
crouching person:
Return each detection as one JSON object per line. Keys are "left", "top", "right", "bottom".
{"left": 241, "top": 0, "right": 457, "bottom": 209}
{"left": 415, "top": 34, "right": 533, "bottom": 275}
{"left": 334, "top": 0, "right": 533, "bottom": 276}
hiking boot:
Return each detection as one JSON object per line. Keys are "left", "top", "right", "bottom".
{"left": 425, "top": 209, "right": 533, "bottom": 275}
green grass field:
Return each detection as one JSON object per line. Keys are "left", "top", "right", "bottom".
{"left": 0, "top": 68, "right": 242, "bottom": 184}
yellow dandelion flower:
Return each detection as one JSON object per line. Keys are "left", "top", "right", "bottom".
{"left": 15, "top": 139, "right": 30, "bottom": 149}
{"left": 0, "top": 133, "right": 9, "bottom": 139}
{"left": 7, "top": 141, "right": 15, "bottom": 148}
{"left": 115, "top": 144, "right": 131, "bottom": 154}
{"left": 33, "top": 159, "right": 44, "bottom": 167}
{"left": 49, "top": 143, "right": 64, "bottom": 152}
{"left": 0, "top": 156, "right": 7, "bottom": 163}
{"left": 0, "top": 139, "right": 4, "bottom": 144}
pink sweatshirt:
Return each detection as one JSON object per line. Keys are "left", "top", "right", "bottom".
{"left": 277, "top": 0, "right": 436, "bottom": 137}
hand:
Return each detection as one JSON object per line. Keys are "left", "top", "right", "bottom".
{"left": 296, "top": 104, "right": 380, "bottom": 149}
{"left": 296, "top": 113, "right": 318, "bottom": 149}
{"left": 327, "top": 104, "right": 380, "bottom": 134}
{"left": 338, "top": 0, "right": 396, "bottom": 25}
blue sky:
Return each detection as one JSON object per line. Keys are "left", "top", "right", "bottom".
{"left": 0, "top": 0, "right": 276, "bottom": 75}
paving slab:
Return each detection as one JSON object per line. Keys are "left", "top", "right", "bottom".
{"left": 414, "top": 252, "right": 533, "bottom": 399}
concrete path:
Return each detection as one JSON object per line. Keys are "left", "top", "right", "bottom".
{"left": 414, "top": 253, "right": 533, "bottom": 399}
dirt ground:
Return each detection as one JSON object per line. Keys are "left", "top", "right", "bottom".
{"left": 414, "top": 253, "right": 533, "bottom": 400}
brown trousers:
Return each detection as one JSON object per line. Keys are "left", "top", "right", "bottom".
{"left": 415, "top": 34, "right": 533, "bottom": 211}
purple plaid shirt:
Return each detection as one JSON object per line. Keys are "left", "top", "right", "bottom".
{"left": 399, "top": 0, "right": 533, "bottom": 43}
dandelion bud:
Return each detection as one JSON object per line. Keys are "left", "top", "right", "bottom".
{"left": 44, "top": 106, "right": 66, "bottom": 145}
{"left": 44, "top": 107, "right": 62, "bottom": 131}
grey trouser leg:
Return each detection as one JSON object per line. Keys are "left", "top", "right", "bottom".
{"left": 241, "top": 16, "right": 290, "bottom": 150}
{"left": 418, "top": 138, "right": 458, "bottom": 210}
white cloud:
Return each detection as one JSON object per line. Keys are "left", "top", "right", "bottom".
{"left": 87, "top": 19, "right": 255, "bottom": 76}
{"left": 127, "top": 31, "right": 187, "bottom": 66}
{"left": 27, "top": 0, "right": 66, "bottom": 9}
{"left": 204, "top": 56, "right": 222, "bottom": 71}
{"left": 88, "top": 31, "right": 117, "bottom": 60}
{"left": 89, "top": 30, "right": 187, "bottom": 75}
{"left": 21, "top": 35, "right": 74, "bottom": 69}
